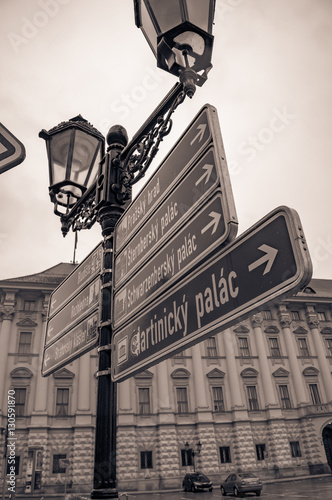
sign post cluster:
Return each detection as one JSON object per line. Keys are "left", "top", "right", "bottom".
{"left": 42, "top": 103, "right": 312, "bottom": 385}
{"left": 42, "top": 243, "right": 103, "bottom": 376}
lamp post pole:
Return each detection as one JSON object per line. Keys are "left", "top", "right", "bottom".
{"left": 91, "top": 127, "right": 129, "bottom": 499}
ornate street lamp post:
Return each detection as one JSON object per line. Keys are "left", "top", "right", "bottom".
{"left": 40, "top": 3, "right": 216, "bottom": 498}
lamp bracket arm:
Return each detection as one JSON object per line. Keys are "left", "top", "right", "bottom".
{"left": 120, "top": 82, "right": 186, "bottom": 188}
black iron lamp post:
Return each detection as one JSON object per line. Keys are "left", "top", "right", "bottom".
{"left": 185, "top": 441, "right": 202, "bottom": 472}
{"left": 40, "top": 3, "right": 215, "bottom": 498}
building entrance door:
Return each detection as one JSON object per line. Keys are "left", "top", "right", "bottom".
{"left": 322, "top": 424, "right": 332, "bottom": 472}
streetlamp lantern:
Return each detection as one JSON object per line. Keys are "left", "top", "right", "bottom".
{"left": 39, "top": 115, "right": 104, "bottom": 216}
{"left": 134, "top": 0, "right": 216, "bottom": 95}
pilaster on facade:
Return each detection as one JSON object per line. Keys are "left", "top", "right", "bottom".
{"left": 117, "top": 425, "right": 138, "bottom": 491}
{"left": 278, "top": 305, "right": 309, "bottom": 407}
{"left": 195, "top": 423, "right": 220, "bottom": 475}
{"left": 305, "top": 305, "right": 332, "bottom": 402}
{"left": 231, "top": 421, "right": 257, "bottom": 470}
{"left": 250, "top": 314, "right": 280, "bottom": 414}
{"left": 72, "top": 428, "right": 94, "bottom": 490}
{"left": 265, "top": 420, "right": 293, "bottom": 470}
{"left": 156, "top": 425, "right": 181, "bottom": 489}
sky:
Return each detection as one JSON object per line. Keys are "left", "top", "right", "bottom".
{"left": 0, "top": 0, "right": 331, "bottom": 281}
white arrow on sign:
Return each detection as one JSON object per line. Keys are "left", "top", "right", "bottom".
{"left": 190, "top": 124, "right": 207, "bottom": 146}
{"left": 44, "top": 354, "right": 51, "bottom": 367}
{"left": 248, "top": 244, "right": 278, "bottom": 275}
{"left": 195, "top": 164, "right": 214, "bottom": 186}
{"left": 201, "top": 211, "right": 222, "bottom": 235}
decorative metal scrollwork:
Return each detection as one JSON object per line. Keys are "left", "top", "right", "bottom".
{"left": 120, "top": 88, "right": 186, "bottom": 189}
{"left": 60, "top": 186, "right": 98, "bottom": 237}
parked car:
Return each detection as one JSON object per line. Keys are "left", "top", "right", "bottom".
{"left": 182, "top": 471, "right": 213, "bottom": 492}
{"left": 220, "top": 472, "right": 262, "bottom": 497}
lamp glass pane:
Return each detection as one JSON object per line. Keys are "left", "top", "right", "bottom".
{"left": 71, "top": 129, "right": 100, "bottom": 188}
{"left": 148, "top": 0, "right": 182, "bottom": 33}
{"left": 50, "top": 129, "right": 71, "bottom": 185}
{"left": 141, "top": 0, "right": 158, "bottom": 53}
{"left": 186, "top": 0, "right": 211, "bottom": 32}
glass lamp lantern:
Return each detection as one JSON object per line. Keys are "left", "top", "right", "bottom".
{"left": 39, "top": 116, "right": 104, "bottom": 216}
{"left": 134, "top": 0, "right": 216, "bottom": 91}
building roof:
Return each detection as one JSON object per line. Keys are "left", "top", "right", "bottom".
{"left": 0, "top": 263, "right": 77, "bottom": 290}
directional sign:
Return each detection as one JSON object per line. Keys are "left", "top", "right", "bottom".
{"left": 42, "top": 310, "right": 99, "bottom": 376}
{"left": 42, "top": 242, "right": 103, "bottom": 376}
{"left": 115, "top": 104, "right": 237, "bottom": 253}
{"left": 112, "top": 206, "right": 312, "bottom": 382}
{"left": 46, "top": 277, "right": 100, "bottom": 345}
{"left": 114, "top": 146, "right": 237, "bottom": 288}
{"left": 48, "top": 242, "right": 102, "bottom": 318}
{"left": 0, "top": 123, "right": 26, "bottom": 174}
{"left": 114, "top": 193, "right": 227, "bottom": 328}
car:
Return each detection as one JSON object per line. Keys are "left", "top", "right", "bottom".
{"left": 182, "top": 471, "right": 213, "bottom": 492}
{"left": 220, "top": 472, "right": 263, "bottom": 497}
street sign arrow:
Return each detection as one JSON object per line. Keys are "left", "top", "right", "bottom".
{"left": 190, "top": 124, "right": 207, "bottom": 145}
{"left": 201, "top": 211, "right": 222, "bottom": 235}
{"left": 112, "top": 206, "right": 312, "bottom": 382}
{"left": 248, "top": 244, "right": 278, "bottom": 275}
{"left": 0, "top": 123, "right": 26, "bottom": 174}
{"left": 195, "top": 163, "right": 214, "bottom": 186}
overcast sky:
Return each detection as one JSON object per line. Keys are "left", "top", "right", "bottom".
{"left": 0, "top": 0, "right": 331, "bottom": 281}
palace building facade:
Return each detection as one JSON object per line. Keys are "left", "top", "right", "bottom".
{"left": 0, "top": 264, "right": 332, "bottom": 495}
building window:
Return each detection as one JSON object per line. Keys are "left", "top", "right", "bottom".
{"left": 291, "top": 310, "right": 300, "bottom": 321}
{"left": 138, "top": 388, "right": 151, "bottom": 415}
{"left": 325, "top": 338, "right": 332, "bottom": 356}
{"left": 14, "top": 388, "right": 26, "bottom": 416}
{"left": 317, "top": 312, "right": 326, "bottom": 321}
{"left": 269, "top": 337, "right": 281, "bottom": 357}
{"left": 206, "top": 337, "right": 218, "bottom": 357}
{"left": 56, "top": 388, "right": 69, "bottom": 416}
{"left": 238, "top": 337, "right": 250, "bottom": 357}
{"left": 24, "top": 300, "right": 36, "bottom": 311}
{"left": 256, "top": 444, "right": 266, "bottom": 461}
{"left": 278, "top": 385, "right": 292, "bottom": 409}
{"left": 52, "top": 454, "right": 67, "bottom": 474}
{"left": 181, "top": 448, "right": 193, "bottom": 467}
{"left": 212, "top": 386, "right": 225, "bottom": 412}
{"left": 18, "top": 332, "right": 32, "bottom": 354}
{"left": 219, "top": 446, "right": 231, "bottom": 464}
{"left": 290, "top": 441, "right": 302, "bottom": 458}
{"left": 308, "top": 384, "right": 321, "bottom": 405}
{"left": 297, "top": 338, "right": 309, "bottom": 357}
{"left": 247, "top": 386, "right": 259, "bottom": 411}
{"left": 262, "top": 310, "right": 272, "bottom": 320}
{"left": 6, "top": 456, "right": 20, "bottom": 475}
{"left": 140, "top": 451, "right": 153, "bottom": 469}
{"left": 176, "top": 387, "right": 189, "bottom": 414}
